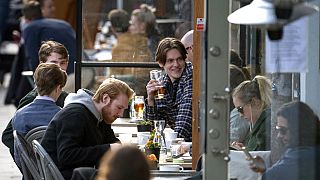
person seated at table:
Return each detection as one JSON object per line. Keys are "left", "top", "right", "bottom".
{"left": 41, "top": 78, "right": 134, "bottom": 179}
{"left": 231, "top": 75, "right": 272, "bottom": 151}
{"left": 180, "top": 30, "right": 193, "bottom": 62}
{"left": 21, "top": 1, "right": 75, "bottom": 74}
{"left": 2, "top": 40, "right": 70, "bottom": 160}
{"left": 21, "top": 1, "right": 94, "bottom": 92}
{"left": 96, "top": 146, "right": 150, "bottom": 180}
{"left": 108, "top": 8, "right": 152, "bottom": 96}
{"left": 178, "top": 65, "right": 249, "bottom": 154}
{"left": 229, "top": 64, "right": 250, "bottom": 143}
{"left": 108, "top": 9, "right": 151, "bottom": 63}
{"left": 129, "top": 4, "right": 161, "bottom": 59}
{"left": 12, "top": 63, "right": 67, "bottom": 136}
{"left": 249, "top": 101, "right": 320, "bottom": 180}
{"left": 145, "top": 37, "right": 192, "bottom": 142}
{"left": 12, "top": 63, "right": 67, "bottom": 168}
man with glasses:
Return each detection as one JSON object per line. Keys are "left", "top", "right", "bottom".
{"left": 145, "top": 37, "right": 193, "bottom": 142}
{"left": 181, "top": 30, "right": 193, "bottom": 62}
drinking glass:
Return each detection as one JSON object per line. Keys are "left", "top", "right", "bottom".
{"left": 153, "top": 120, "right": 166, "bottom": 151}
{"left": 133, "top": 96, "right": 145, "bottom": 120}
{"left": 149, "top": 70, "right": 165, "bottom": 99}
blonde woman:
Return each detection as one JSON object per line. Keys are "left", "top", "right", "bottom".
{"left": 231, "top": 75, "right": 272, "bottom": 151}
{"left": 129, "top": 4, "right": 161, "bottom": 58}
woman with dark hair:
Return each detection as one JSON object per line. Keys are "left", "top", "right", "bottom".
{"left": 249, "top": 101, "right": 320, "bottom": 180}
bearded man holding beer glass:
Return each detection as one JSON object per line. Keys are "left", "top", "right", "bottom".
{"left": 145, "top": 37, "right": 193, "bottom": 142}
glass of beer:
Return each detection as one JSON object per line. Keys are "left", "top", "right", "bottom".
{"left": 150, "top": 70, "right": 165, "bottom": 99}
{"left": 133, "top": 96, "right": 145, "bottom": 120}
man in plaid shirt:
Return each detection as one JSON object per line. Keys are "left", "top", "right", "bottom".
{"left": 145, "top": 37, "right": 193, "bottom": 142}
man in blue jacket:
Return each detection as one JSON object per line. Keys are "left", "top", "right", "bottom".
{"left": 12, "top": 63, "right": 67, "bottom": 168}
{"left": 2, "top": 41, "right": 70, "bottom": 160}
{"left": 22, "top": 0, "right": 76, "bottom": 74}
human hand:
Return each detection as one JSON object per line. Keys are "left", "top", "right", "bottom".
{"left": 146, "top": 79, "right": 161, "bottom": 106}
{"left": 230, "top": 141, "right": 244, "bottom": 150}
{"left": 177, "top": 144, "right": 191, "bottom": 154}
{"left": 248, "top": 155, "right": 266, "bottom": 173}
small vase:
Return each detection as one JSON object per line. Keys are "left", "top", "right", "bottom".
{"left": 145, "top": 147, "right": 160, "bottom": 161}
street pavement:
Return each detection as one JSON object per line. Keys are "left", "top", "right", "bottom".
{"left": 0, "top": 74, "right": 22, "bottom": 180}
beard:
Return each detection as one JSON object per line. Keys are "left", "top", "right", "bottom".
{"left": 101, "top": 103, "right": 117, "bottom": 124}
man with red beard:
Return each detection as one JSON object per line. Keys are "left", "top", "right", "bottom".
{"left": 41, "top": 78, "right": 134, "bottom": 179}
{"left": 145, "top": 37, "right": 193, "bottom": 142}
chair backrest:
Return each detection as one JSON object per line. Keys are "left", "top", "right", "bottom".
{"left": 32, "top": 140, "right": 65, "bottom": 180}
{"left": 25, "top": 126, "right": 47, "bottom": 145}
{"left": 13, "top": 130, "right": 43, "bottom": 180}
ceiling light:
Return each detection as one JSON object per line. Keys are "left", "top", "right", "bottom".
{"left": 227, "top": 0, "right": 319, "bottom": 28}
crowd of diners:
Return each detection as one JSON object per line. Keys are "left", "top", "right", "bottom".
{"left": 1, "top": 1, "right": 319, "bottom": 180}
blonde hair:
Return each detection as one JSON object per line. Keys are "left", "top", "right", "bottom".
{"left": 131, "top": 4, "right": 156, "bottom": 36}
{"left": 92, "top": 78, "right": 134, "bottom": 103}
{"left": 232, "top": 75, "right": 272, "bottom": 111}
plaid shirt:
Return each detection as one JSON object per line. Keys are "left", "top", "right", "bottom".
{"left": 145, "top": 62, "right": 193, "bottom": 141}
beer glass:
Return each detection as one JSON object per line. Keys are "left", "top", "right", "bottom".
{"left": 133, "top": 96, "right": 145, "bottom": 120}
{"left": 150, "top": 70, "right": 165, "bottom": 99}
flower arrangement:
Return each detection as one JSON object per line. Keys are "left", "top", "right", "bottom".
{"left": 144, "top": 129, "right": 161, "bottom": 161}
{"left": 144, "top": 129, "right": 160, "bottom": 149}
{"left": 147, "top": 154, "right": 158, "bottom": 162}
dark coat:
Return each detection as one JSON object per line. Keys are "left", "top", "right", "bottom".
{"left": 41, "top": 103, "right": 119, "bottom": 179}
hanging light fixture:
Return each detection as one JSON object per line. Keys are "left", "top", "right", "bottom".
{"left": 227, "top": 0, "right": 318, "bottom": 27}
{"left": 227, "top": 0, "right": 318, "bottom": 40}
{"left": 227, "top": 0, "right": 277, "bottom": 26}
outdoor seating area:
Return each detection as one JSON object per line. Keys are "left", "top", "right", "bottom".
{"left": 1, "top": 0, "right": 320, "bottom": 180}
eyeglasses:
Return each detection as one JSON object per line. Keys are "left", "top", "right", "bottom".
{"left": 185, "top": 45, "right": 192, "bottom": 51}
{"left": 275, "top": 126, "right": 289, "bottom": 135}
{"left": 236, "top": 106, "right": 244, "bottom": 114}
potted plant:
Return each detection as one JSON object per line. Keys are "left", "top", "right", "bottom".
{"left": 144, "top": 130, "right": 161, "bottom": 160}
{"left": 136, "top": 120, "right": 152, "bottom": 132}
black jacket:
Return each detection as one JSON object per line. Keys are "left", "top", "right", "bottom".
{"left": 41, "top": 102, "right": 119, "bottom": 179}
